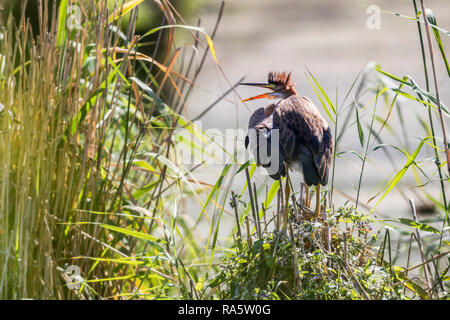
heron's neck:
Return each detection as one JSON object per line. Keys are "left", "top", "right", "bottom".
{"left": 275, "top": 100, "right": 282, "bottom": 108}
{"left": 289, "top": 86, "right": 299, "bottom": 97}
{"left": 265, "top": 104, "right": 276, "bottom": 116}
{"left": 279, "top": 86, "right": 298, "bottom": 99}
{"left": 269, "top": 87, "right": 298, "bottom": 112}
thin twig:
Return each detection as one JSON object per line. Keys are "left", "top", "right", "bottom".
{"left": 402, "top": 250, "right": 449, "bottom": 273}
{"left": 181, "top": 1, "right": 225, "bottom": 113}
{"left": 262, "top": 202, "right": 268, "bottom": 233}
{"left": 430, "top": 254, "right": 444, "bottom": 291}
{"left": 231, "top": 191, "right": 242, "bottom": 244}
{"left": 420, "top": 0, "right": 450, "bottom": 176}
{"left": 289, "top": 224, "right": 300, "bottom": 291}
{"left": 253, "top": 182, "right": 262, "bottom": 239}
{"left": 408, "top": 198, "right": 432, "bottom": 297}
{"left": 344, "top": 261, "right": 370, "bottom": 300}
{"left": 245, "top": 168, "right": 259, "bottom": 238}
{"left": 404, "top": 233, "right": 414, "bottom": 296}
{"left": 191, "top": 77, "right": 246, "bottom": 121}
{"left": 245, "top": 216, "right": 252, "bottom": 247}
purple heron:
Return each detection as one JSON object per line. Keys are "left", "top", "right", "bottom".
{"left": 241, "top": 71, "right": 333, "bottom": 230}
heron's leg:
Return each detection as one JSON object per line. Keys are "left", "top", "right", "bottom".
{"left": 282, "top": 168, "right": 290, "bottom": 231}
{"left": 314, "top": 184, "right": 321, "bottom": 218}
{"left": 305, "top": 186, "right": 310, "bottom": 207}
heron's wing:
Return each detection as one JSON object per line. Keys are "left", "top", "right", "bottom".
{"left": 245, "top": 112, "right": 285, "bottom": 180}
{"left": 246, "top": 108, "right": 266, "bottom": 149}
{"left": 247, "top": 107, "right": 267, "bottom": 129}
{"left": 274, "top": 96, "right": 333, "bottom": 185}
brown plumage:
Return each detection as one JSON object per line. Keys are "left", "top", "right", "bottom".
{"left": 241, "top": 71, "right": 333, "bottom": 225}
{"left": 244, "top": 72, "right": 333, "bottom": 185}
{"left": 273, "top": 95, "right": 333, "bottom": 186}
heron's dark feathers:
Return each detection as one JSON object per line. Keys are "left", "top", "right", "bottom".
{"left": 247, "top": 108, "right": 266, "bottom": 129}
{"left": 273, "top": 96, "right": 334, "bottom": 186}
{"left": 247, "top": 107, "right": 273, "bottom": 130}
{"left": 246, "top": 107, "right": 271, "bottom": 150}
{"left": 268, "top": 71, "right": 293, "bottom": 87}
{"left": 245, "top": 95, "right": 333, "bottom": 186}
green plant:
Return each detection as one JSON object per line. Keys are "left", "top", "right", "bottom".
{"left": 0, "top": 0, "right": 220, "bottom": 299}
{"left": 210, "top": 205, "right": 409, "bottom": 300}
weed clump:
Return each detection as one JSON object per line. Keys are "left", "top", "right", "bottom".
{"left": 210, "top": 206, "right": 405, "bottom": 300}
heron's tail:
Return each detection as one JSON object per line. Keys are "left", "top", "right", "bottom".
{"left": 317, "top": 128, "right": 333, "bottom": 186}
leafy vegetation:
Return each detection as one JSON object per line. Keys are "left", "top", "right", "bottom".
{"left": 211, "top": 207, "right": 409, "bottom": 300}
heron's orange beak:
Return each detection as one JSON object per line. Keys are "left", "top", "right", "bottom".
{"left": 239, "top": 83, "right": 278, "bottom": 102}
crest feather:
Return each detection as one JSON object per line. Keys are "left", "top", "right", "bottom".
{"left": 268, "top": 71, "right": 292, "bottom": 86}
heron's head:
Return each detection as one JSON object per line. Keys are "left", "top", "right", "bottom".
{"left": 239, "top": 71, "right": 298, "bottom": 102}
